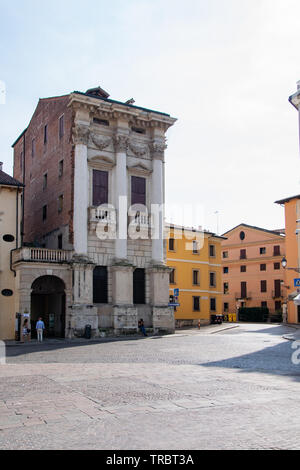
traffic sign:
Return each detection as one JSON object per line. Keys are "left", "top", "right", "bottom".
{"left": 294, "top": 278, "right": 300, "bottom": 287}
{"left": 174, "top": 288, "right": 180, "bottom": 297}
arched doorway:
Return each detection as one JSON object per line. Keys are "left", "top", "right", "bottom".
{"left": 31, "top": 276, "right": 66, "bottom": 338}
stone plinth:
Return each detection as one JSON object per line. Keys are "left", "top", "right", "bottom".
{"left": 148, "top": 265, "right": 172, "bottom": 306}
{"left": 111, "top": 263, "right": 134, "bottom": 305}
{"left": 113, "top": 305, "right": 138, "bottom": 335}
{"left": 70, "top": 304, "right": 99, "bottom": 338}
{"left": 152, "top": 306, "right": 175, "bottom": 334}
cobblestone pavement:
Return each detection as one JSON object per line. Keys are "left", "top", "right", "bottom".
{"left": 1, "top": 323, "right": 300, "bottom": 450}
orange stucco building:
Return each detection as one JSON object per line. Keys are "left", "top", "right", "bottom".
{"left": 221, "top": 224, "right": 286, "bottom": 316}
{"left": 275, "top": 195, "right": 300, "bottom": 324}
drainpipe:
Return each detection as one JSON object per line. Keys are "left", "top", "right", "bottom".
{"left": 10, "top": 188, "right": 20, "bottom": 277}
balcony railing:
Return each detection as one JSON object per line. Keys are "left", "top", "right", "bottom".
{"left": 12, "top": 247, "right": 74, "bottom": 265}
{"left": 89, "top": 206, "right": 116, "bottom": 224}
{"left": 235, "top": 292, "right": 252, "bottom": 300}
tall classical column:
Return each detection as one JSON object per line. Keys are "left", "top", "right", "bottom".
{"left": 149, "top": 139, "right": 175, "bottom": 334}
{"left": 114, "top": 134, "right": 129, "bottom": 262}
{"left": 151, "top": 140, "right": 166, "bottom": 265}
{"left": 73, "top": 125, "right": 90, "bottom": 255}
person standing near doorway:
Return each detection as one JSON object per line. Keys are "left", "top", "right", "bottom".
{"left": 36, "top": 317, "right": 45, "bottom": 342}
{"left": 22, "top": 318, "right": 31, "bottom": 343}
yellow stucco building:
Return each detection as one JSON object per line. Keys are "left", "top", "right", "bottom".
{"left": 0, "top": 163, "right": 23, "bottom": 340}
{"left": 166, "top": 224, "right": 224, "bottom": 326}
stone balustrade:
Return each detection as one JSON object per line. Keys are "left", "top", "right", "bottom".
{"left": 12, "top": 247, "right": 74, "bottom": 265}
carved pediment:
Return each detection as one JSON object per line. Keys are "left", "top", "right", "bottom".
{"left": 127, "top": 163, "right": 152, "bottom": 176}
{"left": 88, "top": 155, "right": 115, "bottom": 169}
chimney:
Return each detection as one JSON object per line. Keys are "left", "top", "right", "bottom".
{"left": 0, "top": 162, "right": 3, "bottom": 171}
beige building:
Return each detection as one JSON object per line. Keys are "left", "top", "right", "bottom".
{"left": 0, "top": 162, "right": 23, "bottom": 340}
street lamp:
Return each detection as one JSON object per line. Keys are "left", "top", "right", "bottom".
{"left": 281, "top": 256, "right": 300, "bottom": 273}
{"left": 281, "top": 257, "right": 300, "bottom": 313}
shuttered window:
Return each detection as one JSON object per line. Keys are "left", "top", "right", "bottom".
{"left": 131, "top": 176, "right": 146, "bottom": 206}
{"left": 133, "top": 268, "right": 146, "bottom": 304}
{"left": 274, "top": 279, "right": 281, "bottom": 298}
{"left": 93, "top": 170, "right": 108, "bottom": 206}
{"left": 273, "top": 245, "right": 281, "bottom": 256}
{"left": 261, "top": 280, "right": 267, "bottom": 293}
{"left": 93, "top": 266, "right": 108, "bottom": 303}
{"left": 241, "top": 281, "right": 247, "bottom": 298}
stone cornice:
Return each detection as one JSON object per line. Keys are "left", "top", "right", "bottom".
{"left": 68, "top": 93, "right": 177, "bottom": 131}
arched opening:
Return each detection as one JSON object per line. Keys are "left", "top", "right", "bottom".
{"left": 31, "top": 276, "right": 66, "bottom": 338}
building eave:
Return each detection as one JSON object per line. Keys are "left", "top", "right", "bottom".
{"left": 275, "top": 194, "right": 300, "bottom": 205}
{"left": 289, "top": 90, "right": 300, "bottom": 111}
{"left": 69, "top": 92, "right": 177, "bottom": 129}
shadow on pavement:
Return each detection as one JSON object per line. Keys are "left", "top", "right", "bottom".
{"left": 4, "top": 334, "right": 150, "bottom": 358}
{"left": 200, "top": 338, "right": 300, "bottom": 381}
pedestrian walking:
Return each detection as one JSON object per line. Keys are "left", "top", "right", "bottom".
{"left": 36, "top": 317, "right": 45, "bottom": 342}
{"left": 22, "top": 318, "right": 31, "bottom": 342}
{"left": 138, "top": 318, "right": 147, "bottom": 337}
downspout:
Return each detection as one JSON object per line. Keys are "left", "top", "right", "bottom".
{"left": 10, "top": 187, "right": 19, "bottom": 277}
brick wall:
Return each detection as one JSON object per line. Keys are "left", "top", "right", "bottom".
{"left": 13, "top": 95, "right": 74, "bottom": 248}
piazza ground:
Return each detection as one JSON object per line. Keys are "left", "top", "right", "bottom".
{"left": 1, "top": 323, "right": 300, "bottom": 450}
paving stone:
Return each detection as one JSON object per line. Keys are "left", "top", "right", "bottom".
{"left": 1, "top": 324, "right": 300, "bottom": 449}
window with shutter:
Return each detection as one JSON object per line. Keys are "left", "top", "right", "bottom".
{"left": 273, "top": 245, "right": 280, "bottom": 256}
{"left": 274, "top": 279, "right": 281, "bottom": 298}
{"left": 241, "top": 281, "right": 247, "bottom": 298}
{"left": 131, "top": 176, "right": 146, "bottom": 206}
{"left": 93, "top": 170, "right": 108, "bottom": 206}
{"left": 261, "top": 280, "right": 267, "bottom": 293}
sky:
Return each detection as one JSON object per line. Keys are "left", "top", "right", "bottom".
{"left": 1, "top": 0, "right": 300, "bottom": 235}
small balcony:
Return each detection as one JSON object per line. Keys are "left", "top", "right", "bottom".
{"left": 128, "top": 212, "right": 150, "bottom": 239}
{"left": 89, "top": 206, "right": 117, "bottom": 234}
{"left": 12, "top": 247, "right": 74, "bottom": 265}
{"left": 235, "top": 292, "right": 252, "bottom": 300}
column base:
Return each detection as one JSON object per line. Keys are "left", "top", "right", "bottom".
{"left": 113, "top": 305, "right": 138, "bottom": 335}
{"left": 152, "top": 306, "right": 175, "bottom": 334}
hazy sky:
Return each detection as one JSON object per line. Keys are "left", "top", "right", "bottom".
{"left": 1, "top": 0, "right": 300, "bottom": 234}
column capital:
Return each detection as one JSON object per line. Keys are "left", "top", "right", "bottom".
{"left": 73, "top": 124, "right": 90, "bottom": 145}
{"left": 114, "top": 134, "right": 129, "bottom": 153}
{"left": 150, "top": 140, "right": 167, "bottom": 161}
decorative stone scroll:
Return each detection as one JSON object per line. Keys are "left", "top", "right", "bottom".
{"left": 113, "top": 135, "right": 129, "bottom": 153}
{"left": 73, "top": 124, "right": 90, "bottom": 145}
{"left": 128, "top": 140, "right": 148, "bottom": 157}
{"left": 150, "top": 140, "right": 167, "bottom": 160}
{"left": 90, "top": 133, "right": 112, "bottom": 150}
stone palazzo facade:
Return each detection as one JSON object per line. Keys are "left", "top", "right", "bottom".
{"left": 12, "top": 86, "right": 177, "bottom": 338}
